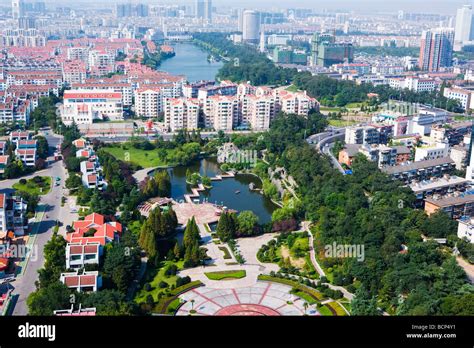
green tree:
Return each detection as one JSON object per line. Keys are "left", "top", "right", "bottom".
{"left": 236, "top": 211, "right": 260, "bottom": 237}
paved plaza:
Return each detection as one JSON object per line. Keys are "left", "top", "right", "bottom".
{"left": 173, "top": 202, "right": 222, "bottom": 225}
{"left": 176, "top": 281, "right": 320, "bottom": 316}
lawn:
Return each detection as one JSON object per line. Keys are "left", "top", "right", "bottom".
{"left": 285, "top": 84, "right": 299, "bottom": 92}
{"left": 328, "top": 119, "right": 358, "bottom": 127}
{"left": 135, "top": 260, "right": 184, "bottom": 303}
{"left": 204, "top": 270, "right": 246, "bottom": 280}
{"left": 218, "top": 246, "right": 232, "bottom": 259}
{"left": 318, "top": 305, "right": 334, "bottom": 316}
{"left": 320, "top": 106, "right": 342, "bottom": 112}
{"left": 291, "top": 290, "right": 318, "bottom": 305}
{"left": 327, "top": 301, "right": 348, "bottom": 316}
{"left": 258, "top": 275, "right": 325, "bottom": 301}
{"left": 102, "top": 146, "right": 170, "bottom": 168}
{"left": 13, "top": 176, "right": 51, "bottom": 196}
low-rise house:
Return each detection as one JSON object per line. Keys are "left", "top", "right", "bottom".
{"left": 15, "top": 139, "right": 37, "bottom": 167}
{"left": 0, "top": 156, "right": 9, "bottom": 175}
{"left": 338, "top": 144, "right": 361, "bottom": 167}
{"left": 0, "top": 141, "right": 6, "bottom": 156}
{"left": 65, "top": 242, "right": 101, "bottom": 270}
{"left": 9, "top": 131, "right": 31, "bottom": 144}
{"left": 72, "top": 138, "right": 87, "bottom": 150}
{"left": 66, "top": 213, "right": 122, "bottom": 246}
{"left": 60, "top": 270, "right": 101, "bottom": 292}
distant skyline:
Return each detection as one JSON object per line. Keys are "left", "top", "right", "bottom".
{"left": 0, "top": 0, "right": 471, "bottom": 15}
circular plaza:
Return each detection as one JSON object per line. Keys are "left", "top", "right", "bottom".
{"left": 176, "top": 281, "right": 320, "bottom": 316}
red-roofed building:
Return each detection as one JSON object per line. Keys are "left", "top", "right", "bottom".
{"left": 67, "top": 213, "right": 122, "bottom": 246}
{"left": 60, "top": 270, "right": 101, "bottom": 292}
{"left": 65, "top": 242, "right": 101, "bottom": 269}
{"left": 61, "top": 89, "right": 123, "bottom": 125}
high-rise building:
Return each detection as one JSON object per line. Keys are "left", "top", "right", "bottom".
{"left": 237, "top": 8, "right": 244, "bottom": 32}
{"left": 116, "top": 3, "right": 133, "bottom": 18}
{"left": 136, "top": 4, "right": 149, "bottom": 17}
{"left": 18, "top": 16, "right": 36, "bottom": 30}
{"left": 419, "top": 28, "right": 454, "bottom": 72}
{"left": 242, "top": 10, "right": 260, "bottom": 43}
{"left": 310, "top": 32, "right": 354, "bottom": 67}
{"left": 204, "top": 0, "right": 212, "bottom": 22}
{"left": 195, "top": 0, "right": 205, "bottom": 19}
{"left": 12, "top": 0, "right": 24, "bottom": 20}
{"left": 454, "top": 5, "right": 474, "bottom": 51}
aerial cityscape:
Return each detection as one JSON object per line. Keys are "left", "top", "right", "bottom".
{"left": 0, "top": 0, "right": 472, "bottom": 329}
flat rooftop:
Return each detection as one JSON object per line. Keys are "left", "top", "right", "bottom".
{"left": 382, "top": 157, "right": 454, "bottom": 175}
{"left": 409, "top": 176, "right": 469, "bottom": 193}
{"left": 425, "top": 193, "right": 474, "bottom": 208}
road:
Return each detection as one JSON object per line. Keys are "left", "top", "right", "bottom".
{"left": 0, "top": 131, "right": 68, "bottom": 315}
{"left": 1, "top": 160, "right": 67, "bottom": 315}
{"left": 307, "top": 128, "right": 346, "bottom": 174}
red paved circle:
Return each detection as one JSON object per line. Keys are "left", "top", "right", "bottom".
{"left": 215, "top": 304, "right": 281, "bottom": 316}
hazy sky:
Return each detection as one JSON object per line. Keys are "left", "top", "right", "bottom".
{"left": 0, "top": 0, "right": 470, "bottom": 14}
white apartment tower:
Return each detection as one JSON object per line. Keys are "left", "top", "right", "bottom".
{"left": 12, "top": 0, "right": 24, "bottom": 20}
{"left": 243, "top": 10, "right": 260, "bottom": 43}
{"left": 454, "top": 5, "right": 474, "bottom": 51}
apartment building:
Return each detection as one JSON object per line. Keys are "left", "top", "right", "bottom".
{"left": 134, "top": 87, "right": 162, "bottom": 118}
{"left": 414, "top": 142, "right": 449, "bottom": 161}
{"left": 203, "top": 95, "right": 238, "bottom": 131}
{"left": 409, "top": 175, "right": 470, "bottom": 202}
{"left": 382, "top": 157, "right": 456, "bottom": 184}
{"left": 62, "top": 60, "right": 87, "bottom": 86}
{"left": 277, "top": 90, "right": 317, "bottom": 115}
{"left": 0, "top": 193, "right": 28, "bottom": 237}
{"left": 246, "top": 94, "right": 276, "bottom": 130}
{"left": 6, "top": 70, "right": 62, "bottom": 88}
{"left": 425, "top": 193, "right": 474, "bottom": 220}
{"left": 345, "top": 126, "right": 381, "bottom": 145}
{"left": 443, "top": 86, "right": 472, "bottom": 110}
{"left": 164, "top": 98, "right": 199, "bottom": 132}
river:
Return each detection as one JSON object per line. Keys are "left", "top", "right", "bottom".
{"left": 159, "top": 42, "right": 223, "bottom": 82}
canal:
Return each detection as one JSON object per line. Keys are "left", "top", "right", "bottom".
{"left": 159, "top": 42, "right": 223, "bottom": 82}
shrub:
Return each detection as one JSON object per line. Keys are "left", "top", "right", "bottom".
{"left": 158, "top": 281, "right": 168, "bottom": 289}
{"left": 19, "top": 178, "right": 27, "bottom": 185}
